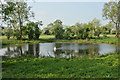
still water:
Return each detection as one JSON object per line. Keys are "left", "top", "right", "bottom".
{"left": 0, "top": 43, "right": 118, "bottom": 58}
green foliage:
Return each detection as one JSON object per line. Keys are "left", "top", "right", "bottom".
{"left": 3, "top": 27, "right": 13, "bottom": 39}
{"left": 63, "top": 27, "right": 74, "bottom": 39}
{"left": 101, "top": 26, "right": 111, "bottom": 37}
{"left": 1, "top": 35, "right": 118, "bottom": 45}
{"left": 0, "top": 1, "right": 34, "bottom": 40}
{"left": 26, "top": 22, "right": 34, "bottom": 40}
{"left": 26, "top": 21, "right": 42, "bottom": 40}
{"left": 13, "top": 29, "right": 21, "bottom": 40}
{"left": 42, "top": 23, "right": 54, "bottom": 35}
{"left": 112, "top": 30, "right": 116, "bottom": 34}
{"left": 2, "top": 54, "right": 119, "bottom": 78}
{"left": 42, "top": 27, "right": 52, "bottom": 35}
{"left": 94, "top": 27, "right": 102, "bottom": 38}
{"left": 55, "top": 19, "right": 101, "bottom": 40}
{"left": 34, "top": 25, "right": 41, "bottom": 40}
{"left": 102, "top": 1, "right": 119, "bottom": 37}
{"left": 51, "top": 20, "right": 64, "bottom": 39}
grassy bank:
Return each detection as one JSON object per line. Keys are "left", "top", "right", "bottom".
{"left": 2, "top": 54, "right": 119, "bottom": 78}
{"left": 0, "top": 35, "right": 119, "bottom": 45}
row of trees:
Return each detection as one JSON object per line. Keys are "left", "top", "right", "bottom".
{"left": 0, "top": 1, "right": 119, "bottom": 40}
{"left": 2, "top": 21, "right": 42, "bottom": 40}
{"left": 43, "top": 19, "right": 115, "bottom": 39}
{"left": 1, "top": 18, "right": 116, "bottom": 40}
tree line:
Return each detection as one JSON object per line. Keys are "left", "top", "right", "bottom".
{"left": 0, "top": 1, "right": 119, "bottom": 40}
{"left": 42, "top": 19, "right": 115, "bottom": 39}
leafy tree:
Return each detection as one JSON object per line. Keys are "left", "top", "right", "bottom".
{"left": 13, "top": 29, "right": 21, "bottom": 40}
{"left": 103, "top": 1, "right": 119, "bottom": 37}
{"left": 69, "top": 25, "right": 77, "bottom": 38}
{"left": 26, "top": 22, "right": 35, "bottom": 40}
{"left": 91, "top": 18, "right": 101, "bottom": 28}
{"left": 86, "top": 22, "right": 94, "bottom": 39}
{"left": 101, "top": 26, "right": 109, "bottom": 37}
{"left": 74, "top": 23, "right": 82, "bottom": 39}
{"left": 42, "top": 23, "right": 54, "bottom": 35}
{"left": 42, "top": 27, "right": 51, "bottom": 35}
{"left": 94, "top": 27, "right": 102, "bottom": 38}
{"left": 34, "top": 21, "right": 42, "bottom": 40}
{"left": 52, "top": 20, "right": 64, "bottom": 39}
{"left": 82, "top": 24, "right": 90, "bottom": 39}
{"left": 63, "top": 26, "right": 73, "bottom": 39}
{"left": 0, "top": 1, "right": 34, "bottom": 40}
{"left": 3, "top": 27, "right": 13, "bottom": 39}
{"left": 26, "top": 21, "right": 42, "bottom": 40}
{"left": 105, "top": 22, "right": 114, "bottom": 34}
{"left": 91, "top": 18, "right": 101, "bottom": 37}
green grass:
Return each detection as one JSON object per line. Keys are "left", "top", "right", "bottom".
{"left": 2, "top": 54, "right": 119, "bottom": 78}
{"left": 0, "top": 35, "right": 118, "bottom": 45}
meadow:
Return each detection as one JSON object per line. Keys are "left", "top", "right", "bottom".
{"left": 2, "top": 54, "right": 119, "bottom": 78}
{"left": 0, "top": 35, "right": 119, "bottom": 45}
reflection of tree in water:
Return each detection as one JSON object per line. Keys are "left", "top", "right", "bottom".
{"left": 35, "top": 44, "right": 39, "bottom": 58}
{"left": 26, "top": 44, "right": 35, "bottom": 57}
{"left": 93, "top": 44, "right": 99, "bottom": 57}
{"left": 3, "top": 43, "right": 117, "bottom": 58}
{"left": 54, "top": 43, "right": 100, "bottom": 58}
{"left": 18, "top": 46, "right": 23, "bottom": 56}
{"left": 87, "top": 44, "right": 99, "bottom": 58}
{"left": 54, "top": 43, "right": 62, "bottom": 58}
{"left": 4, "top": 47, "right": 11, "bottom": 57}
{"left": 39, "top": 43, "right": 55, "bottom": 58}
{"left": 5, "top": 46, "right": 23, "bottom": 57}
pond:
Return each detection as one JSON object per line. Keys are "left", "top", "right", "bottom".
{"left": 0, "top": 43, "right": 118, "bottom": 58}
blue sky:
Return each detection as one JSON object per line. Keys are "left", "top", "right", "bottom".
{"left": 28, "top": 2, "right": 109, "bottom": 28}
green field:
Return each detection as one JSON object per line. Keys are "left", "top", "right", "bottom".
{"left": 0, "top": 35, "right": 119, "bottom": 46}
{"left": 2, "top": 54, "right": 119, "bottom": 78}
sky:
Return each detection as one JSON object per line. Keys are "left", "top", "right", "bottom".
{"left": 27, "top": 2, "right": 109, "bottom": 28}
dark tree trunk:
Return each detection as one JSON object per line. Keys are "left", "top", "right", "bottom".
{"left": 18, "top": 5, "right": 23, "bottom": 40}
{"left": 116, "top": 24, "right": 119, "bottom": 38}
{"left": 117, "top": 1, "right": 120, "bottom": 38}
{"left": 19, "top": 22, "right": 22, "bottom": 40}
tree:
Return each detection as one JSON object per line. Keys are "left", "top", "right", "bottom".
{"left": 91, "top": 18, "right": 101, "bottom": 28}
{"left": 118, "top": 1, "right": 120, "bottom": 35}
{"left": 52, "top": 20, "right": 64, "bottom": 39}
{"left": 26, "top": 22, "right": 35, "bottom": 40}
{"left": 42, "top": 27, "right": 52, "bottom": 35}
{"left": 3, "top": 27, "right": 13, "bottom": 39}
{"left": 87, "top": 22, "right": 95, "bottom": 39}
{"left": 103, "top": 1, "right": 119, "bottom": 37}
{"left": 43, "top": 23, "right": 54, "bottom": 35}
{"left": 94, "top": 27, "right": 102, "bottom": 38}
{"left": 34, "top": 21, "right": 43, "bottom": 40}
{"left": 0, "top": 1, "right": 34, "bottom": 40}
{"left": 74, "top": 23, "right": 82, "bottom": 39}
{"left": 91, "top": 18, "right": 101, "bottom": 37}
{"left": 101, "top": 26, "right": 110, "bottom": 37}
{"left": 105, "top": 22, "right": 114, "bottom": 34}
{"left": 63, "top": 26, "right": 73, "bottom": 39}
{"left": 26, "top": 21, "right": 42, "bottom": 40}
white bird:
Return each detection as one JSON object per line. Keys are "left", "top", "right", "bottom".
{"left": 53, "top": 47, "right": 57, "bottom": 51}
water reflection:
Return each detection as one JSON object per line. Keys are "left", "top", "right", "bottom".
{"left": 0, "top": 43, "right": 118, "bottom": 58}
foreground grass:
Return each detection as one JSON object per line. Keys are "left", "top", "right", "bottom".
{"left": 0, "top": 35, "right": 119, "bottom": 45}
{"left": 2, "top": 54, "right": 119, "bottom": 78}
